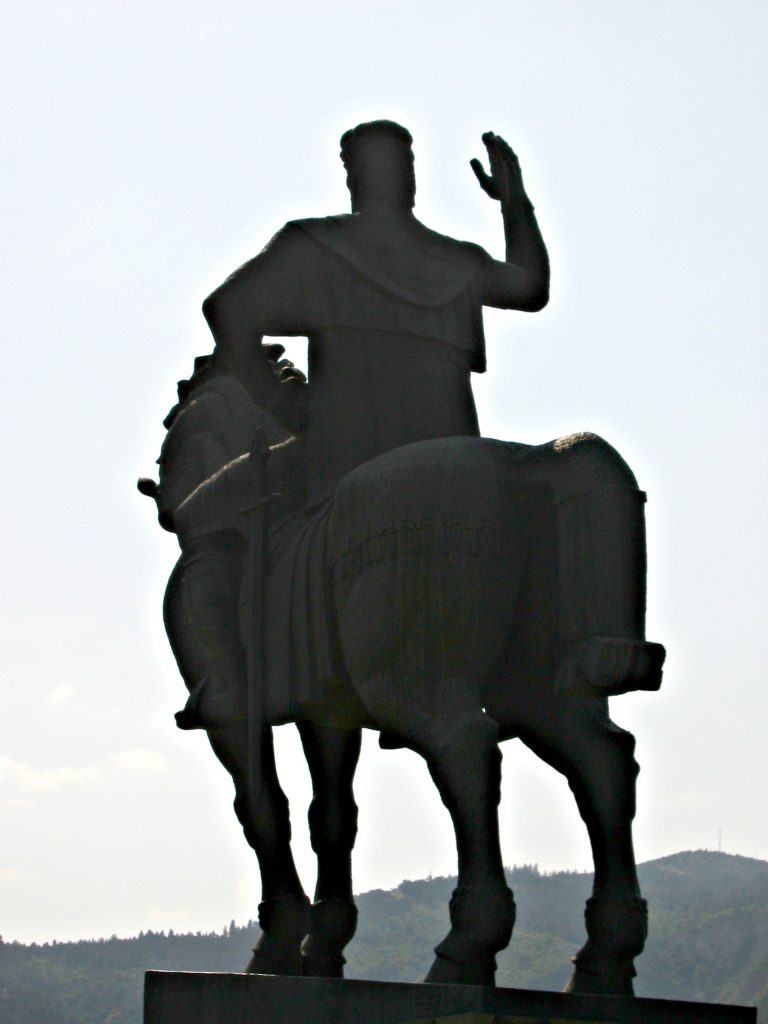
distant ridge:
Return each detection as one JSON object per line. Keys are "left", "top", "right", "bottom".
{"left": 2, "top": 851, "right": 765, "bottom": 1023}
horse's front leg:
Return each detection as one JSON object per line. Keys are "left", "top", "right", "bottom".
{"left": 163, "top": 558, "right": 310, "bottom": 974}
{"left": 206, "top": 723, "right": 310, "bottom": 975}
{"left": 296, "top": 722, "right": 362, "bottom": 977}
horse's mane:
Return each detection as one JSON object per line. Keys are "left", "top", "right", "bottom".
{"left": 162, "top": 354, "right": 216, "bottom": 430}
{"left": 161, "top": 344, "right": 290, "bottom": 431}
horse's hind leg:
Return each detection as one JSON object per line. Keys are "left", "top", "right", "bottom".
{"left": 518, "top": 699, "right": 646, "bottom": 995}
{"left": 296, "top": 722, "right": 362, "bottom": 978}
{"left": 206, "top": 724, "right": 310, "bottom": 975}
{"left": 421, "top": 710, "right": 515, "bottom": 986}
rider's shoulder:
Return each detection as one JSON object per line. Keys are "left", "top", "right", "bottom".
{"left": 287, "top": 214, "right": 354, "bottom": 231}
{"left": 415, "top": 221, "right": 492, "bottom": 266}
{"left": 285, "top": 214, "right": 356, "bottom": 248}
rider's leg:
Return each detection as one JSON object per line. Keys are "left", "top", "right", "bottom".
{"left": 165, "top": 535, "right": 251, "bottom": 729}
{"left": 517, "top": 697, "right": 646, "bottom": 995}
{"left": 296, "top": 722, "right": 362, "bottom": 978}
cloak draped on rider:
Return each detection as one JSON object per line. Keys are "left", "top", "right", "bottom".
{"left": 215, "top": 215, "right": 493, "bottom": 505}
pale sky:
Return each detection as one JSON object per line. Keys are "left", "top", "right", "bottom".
{"left": 2, "top": 1, "right": 766, "bottom": 945}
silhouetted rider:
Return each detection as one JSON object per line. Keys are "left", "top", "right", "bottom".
{"left": 202, "top": 121, "right": 549, "bottom": 504}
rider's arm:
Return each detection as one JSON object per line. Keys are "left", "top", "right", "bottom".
{"left": 472, "top": 133, "right": 550, "bottom": 312}
{"left": 202, "top": 226, "right": 309, "bottom": 431}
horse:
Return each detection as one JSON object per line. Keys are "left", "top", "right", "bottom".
{"left": 140, "top": 351, "right": 664, "bottom": 995}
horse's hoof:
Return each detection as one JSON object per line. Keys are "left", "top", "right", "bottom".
{"left": 424, "top": 950, "right": 495, "bottom": 986}
{"left": 301, "top": 954, "right": 346, "bottom": 978}
{"left": 300, "top": 898, "right": 358, "bottom": 978}
{"left": 244, "top": 947, "right": 303, "bottom": 976}
{"left": 565, "top": 958, "right": 635, "bottom": 997}
{"left": 423, "top": 883, "right": 514, "bottom": 987}
{"left": 564, "top": 895, "right": 647, "bottom": 995}
{"left": 246, "top": 895, "right": 310, "bottom": 975}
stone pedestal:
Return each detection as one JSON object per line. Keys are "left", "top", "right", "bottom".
{"left": 144, "top": 972, "right": 757, "bottom": 1024}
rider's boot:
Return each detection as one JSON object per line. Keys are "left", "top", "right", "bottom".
{"left": 553, "top": 486, "right": 665, "bottom": 697}
{"left": 175, "top": 673, "right": 244, "bottom": 730}
{"left": 245, "top": 895, "right": 310, "bottom": 975}
{"left": 565, "top": 895, "right": 648, "bottom": 996}
{"left": 300, "top": 898, "right": 358, "bottom": 977}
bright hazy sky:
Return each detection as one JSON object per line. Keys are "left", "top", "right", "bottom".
{"left": 2, "top": 1, "right": 766, "bottom": 945}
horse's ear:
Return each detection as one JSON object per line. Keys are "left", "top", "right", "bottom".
{"left": 263, "top": 343, "right": 286, "bottom": 363}
{"left": 193, "top": 354, "right": 213, "bottom": 373}
{"left": 137, "top": 478, "right": 158, "bottom": 498}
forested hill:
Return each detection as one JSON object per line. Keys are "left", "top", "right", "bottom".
{"left": 2, "top": 851, "right": 766, "bottom": 1023}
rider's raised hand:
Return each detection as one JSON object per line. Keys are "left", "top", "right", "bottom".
{"left": 470, "top": 132, "right": 527, "bottom": 206}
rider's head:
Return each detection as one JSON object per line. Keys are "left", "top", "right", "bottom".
{"left": 340, "top": 120, "right": 415, "bottom": 213}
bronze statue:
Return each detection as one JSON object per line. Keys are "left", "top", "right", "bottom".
{"left": 140, "top": 122, "right": 665, "bottom": 994}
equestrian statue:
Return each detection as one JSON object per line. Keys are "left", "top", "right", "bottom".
{"left": 139, "top": 121, "right": 665, "bottom": 995}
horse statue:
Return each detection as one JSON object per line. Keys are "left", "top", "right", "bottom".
{"left": 139, "top": 346, "right": 665, "bottom": 996}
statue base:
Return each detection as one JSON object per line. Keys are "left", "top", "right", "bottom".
{"left": 143, "top": 971, "right": 757, "bottom": 1023}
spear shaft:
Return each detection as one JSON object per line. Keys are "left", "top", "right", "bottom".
{"left": 244, "top": 430, "right": 271, "bottom": 824}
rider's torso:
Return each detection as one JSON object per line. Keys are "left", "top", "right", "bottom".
{"left": 305, "top": 327, "right": 480, "bottom": 504}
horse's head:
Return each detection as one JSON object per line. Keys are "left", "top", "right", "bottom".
{"left": 139, "top": 346, "right": 307, "bottom": 535}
